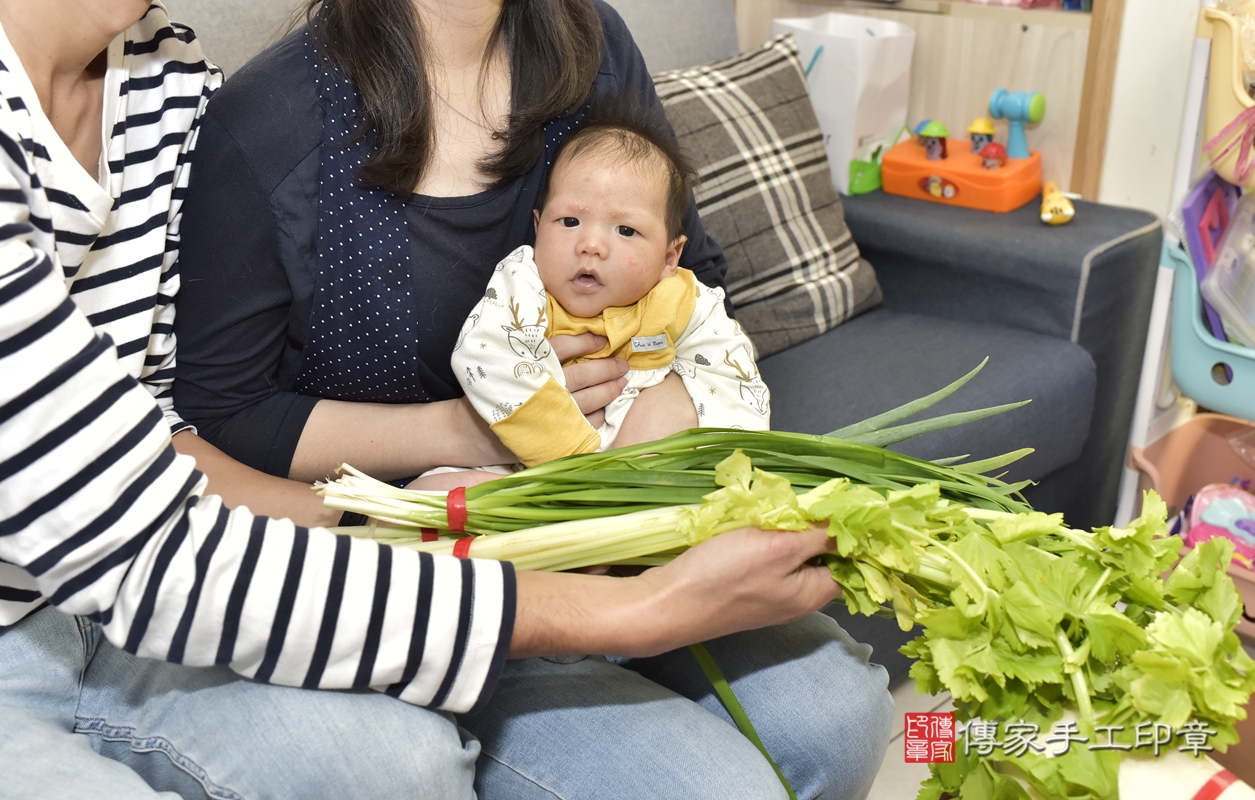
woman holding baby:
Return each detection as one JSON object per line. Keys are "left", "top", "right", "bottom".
{"left": 169, "top": 0, "right": 893, "bottom": 798}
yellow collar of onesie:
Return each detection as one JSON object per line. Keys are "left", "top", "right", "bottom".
{"left": 546, "top": 268, "right": 699, "bottom": 370}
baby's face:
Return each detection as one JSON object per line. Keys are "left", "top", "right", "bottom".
{"left": 534, "top": 150, "right": 685, "bottom": 318}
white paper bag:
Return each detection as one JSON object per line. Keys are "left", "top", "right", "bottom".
{"left": 772, "top": 13, "right": 915, "bottom": 194}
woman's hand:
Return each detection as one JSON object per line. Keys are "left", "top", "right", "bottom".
{"left": 509, "top": 525, "right": 839, "bottom": 659}
{"left": 550, "top": 333, "right": 628, "bottom": 429}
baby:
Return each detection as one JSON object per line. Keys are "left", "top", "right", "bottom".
{"left": 451, "top": 113, "right": 770, "bottom": 468}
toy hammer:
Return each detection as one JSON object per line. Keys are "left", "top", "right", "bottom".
{"left": 989, "top": 88, "right": 1045, "bottom": 159}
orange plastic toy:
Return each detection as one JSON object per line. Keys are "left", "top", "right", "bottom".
{"left": 880, "top": 138, "right": 1042, "bottom": 212}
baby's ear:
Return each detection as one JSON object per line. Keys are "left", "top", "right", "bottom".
{"left": 663, "top": 235, "right": 687, "bottom": 276}
{"left": 533, "top": 208, "right": 541, "bottom": 230}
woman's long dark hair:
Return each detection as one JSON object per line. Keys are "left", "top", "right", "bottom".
{"left": 307, "top": 0, "right": 603, "bottom": 196}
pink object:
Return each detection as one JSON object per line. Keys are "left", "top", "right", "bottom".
{"left": 1199, "top": 188, "right": 1232, "bottom": 266}
{"left": 1183, "top": 483, "right": 1255, "bottom": 568}
{"left": 1127, "top": 413, "right": 1255, "bottom": 637}
{"left": 1185, "top": 525, "right": 1255, "bottom": 567}
{"left": 1206, "top": 104, "right": 1255, "bottom": 186}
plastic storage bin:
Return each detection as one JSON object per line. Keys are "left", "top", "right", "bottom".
{"left": 1202, "top": 193, "right": 1255, "bottom": 347}
{"left": 1168, "top": 240, "right": 1255, "bottom": 420}
{"left": 1127, "top": 413, "right": 1255, "bottom": 639}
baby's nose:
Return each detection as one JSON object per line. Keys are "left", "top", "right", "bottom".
{"left": 577, "top": 230, "right": 608, "bottom": 257}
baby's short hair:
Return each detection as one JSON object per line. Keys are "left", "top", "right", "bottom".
{"left": 538, "top": 100, "right": 696, "bottom": 241}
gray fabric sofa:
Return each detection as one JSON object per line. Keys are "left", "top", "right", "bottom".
{"left": 166, "top": 0, "right": 1163, "bottom": 683}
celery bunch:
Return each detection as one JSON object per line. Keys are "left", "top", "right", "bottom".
{"left": 683, "top": 455, "right": 1253, "bottom": 799}
{"left": 792, "top": 471, "right": 1254, "bottom": 800}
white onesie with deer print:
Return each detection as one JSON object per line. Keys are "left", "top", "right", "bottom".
{"left": 451, "top": 246, "right": 770, "bottom": 467}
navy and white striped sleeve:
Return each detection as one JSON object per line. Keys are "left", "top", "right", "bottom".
{"left": 129, "top": 18, "right": 223, "bottom": 435}
{"left": 0, "top": 165, "right": 516, "bottom": 710}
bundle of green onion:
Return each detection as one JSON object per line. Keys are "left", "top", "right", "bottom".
{"left": 322, "top": 361, "right": 1031, "bottom": 540}
{"left": 317, "top": 363, "right": 1254, "bottom": 800}
{"left": 320, "top": 424, "right": 1035, "bottom": 570}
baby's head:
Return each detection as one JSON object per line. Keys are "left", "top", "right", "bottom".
{"left": 534, "top": 112, "right": 695, "bottom": 318}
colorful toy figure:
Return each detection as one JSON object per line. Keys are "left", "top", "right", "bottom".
{"left": 913, "top": 119, "right": 933, "bottom": 145}
{"left": 967, "top": 118, "right": 996, "bottom": 153}
{"left": 918, "top": 121, "right": 949, "bottom": 161}
{"left": 919, "top": 175, "right": 957, "bottom": 199}
{"left": 1040, "top": 181, "right": 1075, "bottom": 225}
{"left": 979, "top": 142, "right": 1007, "bottom": 169}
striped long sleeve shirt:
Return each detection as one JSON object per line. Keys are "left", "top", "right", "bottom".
{"left": 0, "top": 3, "right": 514, "bottom": 713}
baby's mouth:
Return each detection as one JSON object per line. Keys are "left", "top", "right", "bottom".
{"left": 571, "top": 272, "right": 601, "bottom": 292}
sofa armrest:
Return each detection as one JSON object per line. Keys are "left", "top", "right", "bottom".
{"left": 843, "top": 191, "right": 1161, "bottom": 345}
{"left": 843, "top": 190, "right": 1163, "bottom": 528}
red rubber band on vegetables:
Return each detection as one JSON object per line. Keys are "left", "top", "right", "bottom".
{"left": 446, "top": 487, "right": 467, "bottom": 533}
{"left": 1193, "top": 770, "right": 1237, "bottom": 800}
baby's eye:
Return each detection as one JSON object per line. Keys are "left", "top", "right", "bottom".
{"left": 616, "top": 225, "right": 637, "bottom": 237}
{"left": 561, "top": 217, "right": 579, "bottom": 227}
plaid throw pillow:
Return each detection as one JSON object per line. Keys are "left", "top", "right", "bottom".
{"left": 654, "top": 34, "right": 882, "bottom": 358}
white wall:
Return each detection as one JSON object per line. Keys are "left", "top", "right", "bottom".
{"left": 163, "top": 0, "right": 299, "bottom": 76}
{"left": 1097, "top": 0, "right": 1204, "bottom": 217}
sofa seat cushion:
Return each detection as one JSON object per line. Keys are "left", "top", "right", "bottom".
{"left": 759, "top": 307, "right": 1097, "bottom": 482}
{"left": 654, "top": 35, "right": 882, "bottom": 358}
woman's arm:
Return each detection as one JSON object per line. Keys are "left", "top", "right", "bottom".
{"left": 614, "top": 372, "right": 698, "bottom": 447}
{"left": 289, "top": 394, "right": 512, "bottom": 482}
{"left": 170, "top": 431, "right": 340, "bottom": 526}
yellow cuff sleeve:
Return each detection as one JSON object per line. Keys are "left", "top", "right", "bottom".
{"left": 489, "top": 377, "right": 601, "bottom": 466}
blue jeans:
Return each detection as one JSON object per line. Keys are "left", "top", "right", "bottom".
{"left": 0, "top": 606, "right": 477, "bottom": 799}
{"left": 465, "top": 610, "right": 894, "bottom": 800}
{"left": 1, "top": 606, "right": 891, "bottom": 799}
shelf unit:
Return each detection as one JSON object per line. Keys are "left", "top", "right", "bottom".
{"left": 1115, "top": 2, "right": 1232, "bottom": 527}
{"left": 733, "top": 0, "right": 1125, "bottom": 192}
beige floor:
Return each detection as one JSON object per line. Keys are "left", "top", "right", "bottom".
{"left": 867, "top": 680, "right": 954, "bottom": 800}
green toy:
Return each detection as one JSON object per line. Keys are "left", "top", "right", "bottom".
{"left": 848, "top": 144, "right": 884, "bottom": 195}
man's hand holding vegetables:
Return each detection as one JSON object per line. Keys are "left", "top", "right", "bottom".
{"left": 511, "top": 526, "right": 842, "bottom": 658}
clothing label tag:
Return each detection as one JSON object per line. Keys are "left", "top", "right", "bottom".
{"left": 631, "top": 334, "right": 668, "bottom": 353}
